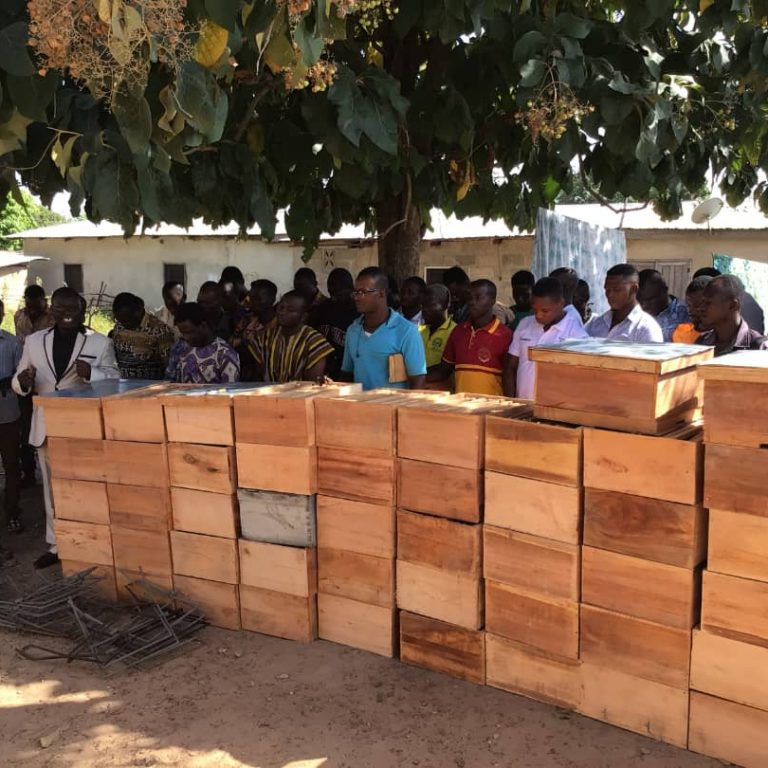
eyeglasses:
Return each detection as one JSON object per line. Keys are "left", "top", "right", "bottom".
{"left": 351, "top": 289, "right": 380, "bottom": 297}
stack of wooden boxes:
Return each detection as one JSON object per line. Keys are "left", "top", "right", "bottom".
{"left": 581, "top": 425, "right": 706, "bottom": 747}
{"left": 483, "top": 416, "right": 584, "bottom": 709}
{"left": 688, "top": 352, "right": 768, "bottom": 768}
{"left": 233, "top": 384, "right": 359, "bottom": 642}
{"left": 396, "top": 396, "right": 531, "bottom": 683}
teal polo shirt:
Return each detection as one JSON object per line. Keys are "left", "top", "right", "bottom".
{"left": 341, "top": 310, "right": 427, "bottom": 390}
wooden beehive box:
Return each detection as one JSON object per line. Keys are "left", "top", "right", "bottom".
{"left": 48, "top": 438, "right": 107, "bottom": 482}
{"left": 530, "top": 339, "right": 713, "bottom": 434}
{"left": 698, "top": 350, "right": 768, "bottom": 448}
{"left": 101, "top": 381, "right": 184, "bottom": 443}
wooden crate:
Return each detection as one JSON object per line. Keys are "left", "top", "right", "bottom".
{"left": 397, "top": 560, "right": 482, "bottom": 630}
{"left": 579, "top": 661, "right": 689, "bottom": 748}
{"left": 51, "top": 479, "right": 109, "bottom": 525}
{"left": 581, "top": 546, "right": 699, "bottom": 629}
{"left": 173, "top": 575, "right": 240, "bottom": 630}
{"left": 396, "top": 396, "right": 530, "bottom": 469}
{"left": 172, "top": 487, "right": 238, "bottom": 539}
{"left": 708, "top": 508, "right": 768, "bottom": 582}
{"left": 690, "top": 629, "right": 768, "bottom": 711}
{"left": 107, "top": 484, "right": 171, "bottom": 532}
{"left": 485, "top": 633, "right": 582, "bottom": 710}
{"left": 238, "top": 540, "right": 316, "bottom": 597}
{"left": 483, "top": 527, "right": 579, "bottom": 602}
{"left": 104, "top": 441, "right": 169, "bottom": 488}
{"left": 484, "top": 580, "right": 578, "bottom": 659}
{"left": 485, "top": 416, "right": 583, "bottom": 486}
{"left": 318, "top": 548, "right": 394, "bottom": 607}
{"left": 170, "top": 530, "right": 239, "bottom": 584}
{"left": 399, "top": 611, "right": 485, "bottom": 684}
{"left": 583, "top": 425, "right": 702, "bottom": 505}
{"left": 54, "top": 520, "right": 113, "bottom": 566}
{"left": 101, "top": 382, "right": 179, "bottom": 443}
{"left": 698, "top": 351, "right": 768, "bottom": 448}
{"left": 162, "top": 396, "right": 234, "bottom": 446}
{"left": 168, "top": 443, "right": 236, "bottom": 494}
{"left": 702, "top": 570, "right": 768, "bottom": 645}
{"left": 317, "top": 593, "right": 396, "bottom": 657}
{"left": 237, "top": 444, "right": 315, "bottom": 495}
{"left": 318, "top": 447, "right": 393, "bottom": 504}
{"left": 485, "top": 472, "right": 581, "bottom": 544}
{"left": 238, "top": 489, "right": 315, "bottom": 546}
{"left": 240, "top": 584, "right": 317, "bottom": 642}
{"left": 689, "top": 692, "right": 768, "bottom": 768}
{"left": 316, "top": 496, "right": 395, "bottom": 559}
{"left": 704, "top": 444, "right": 768, "bottom": 515}
{"left": 583, "top": 489, "right": 707, "bottom": 568}
{"left": 580, "top": 604, "right": 691, "bottom": 689}
{"left": 61, "top": 560, "right": 117, "bottom": 602}
{"left": 115, "top": 569, "right": 174, "bottom": 602}
{"left": 398, "top": 458, "right": 481, "bottom": 523}
{"left": 38, "top": 393, "right": 103, "bottom": 439}
{"left": 530, "top": 338, "right": 712, "bottom": 434}
{"left": 48, "top": 438, "right": 107, "bottom": 482}
{"left": 111, "top": 527, "right": 172, "bottom": 577}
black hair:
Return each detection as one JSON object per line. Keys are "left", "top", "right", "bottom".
{"left": 112, "top": 292, "right": 144, "bottom": 314}
{"left": 693, "top": 267, "right": 722, "bottom": 279}
{"left": 250, "top": 279, "right": 278, "bottom": 299}
{"left": 357, "top": 266, "right": 389, "bottom": 292}
{"left": 279, "top": 290, "right": 309, "bottom": 309}
{"left": 708, "top": 274, "right": 745, "bottom": 302}
{"left": 24, "top": 284, "right": 45, "bottom": 300}
{"left": 532, "top": 277, "right": 564, "bottom": 301}
{"left": 294, "top": 267, "right": 317, "bottom": 282}
{"left": 471, "top": 278, "right": 497, "bottom": 301}
{"left": 327, "top": 267, "right": 353, "bottom": 291}
{"left": 162, "top": 280, "right": 184, "bottom": 297}
{"left": 402, "top": 276, "right": 427, "bottom": 292}
{"left": 443, "top": 266, "right": 470, "bottom": 286}
{"left": 686, "top": 275, "right": 713, "bottom": 294}
{"left": 606, "top": 264, "right": 639, "bottom": 280}
{"left": 576, "top": 279, "right": 590, "bottom": 292}
{"left": 51, "top": 286, "right": 82, "bottom": 303}
{"left": 220, "top": 266, "right": 245, "bottom": 285}
{"left": 511, "top": 270, "right": 536, "bottom": 287}
{"left": 175, "top": 302, "right": 209, "bottom": 326}
{"left": 424, "top": 283, "right": 450, "bottom": 306}
{"left": 550, "top": 267, "right": 579, "bottom": 301}
{"left": 639, "top": 269, "right": 668, "bottom": 291}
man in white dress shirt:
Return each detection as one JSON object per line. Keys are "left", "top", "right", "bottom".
{"left": 505, "top": 277, "right": 588, "bottom": 399}
{"left": 585, "top": 264, "right": 663, "bottom": 343}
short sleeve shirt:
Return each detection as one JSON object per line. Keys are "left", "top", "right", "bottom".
{"left": 585, "top": 304, "right": 664, "bottom": 343}
{"left": 442, "top": 317, "right": 512, "bottom": 396}
{"left": 419, "top": 318, "right": 457, "bottom": 368}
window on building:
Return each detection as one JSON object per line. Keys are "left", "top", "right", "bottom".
{"left": 633, "top": 260, "right": 691, "bottom": 300}
{"left": 424, "top": 267, "right": 451, "bottom": 285}
{"left": 163, "top": 263, "right": 187, "bottom": 288}
{"left": 63, "top": 264, "right": 84, "bottom": 294}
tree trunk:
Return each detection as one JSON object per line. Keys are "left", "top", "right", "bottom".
{"left": 376, "top": 194, "right": 422, "bottom": 286}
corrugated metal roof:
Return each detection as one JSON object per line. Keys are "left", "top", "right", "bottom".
{"left": 11, "top": 201, "right": 768, "bottom": 241}
{"left": 0, "top": 251, "right": 49, "bottom": 268}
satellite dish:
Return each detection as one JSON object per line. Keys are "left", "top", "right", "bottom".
{"left": 692, "top": 197, "right": 724, "bottom": 226}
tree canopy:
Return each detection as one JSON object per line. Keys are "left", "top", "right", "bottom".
{"left": 0, "top": 189, "right": 66, "bottom": 250}
{"left": 1, "top": 0, "right": 767, "bottom": 279}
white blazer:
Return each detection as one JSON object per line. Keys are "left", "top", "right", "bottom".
{"left": 13, "top": 327, "right": 120, "bottom": 446}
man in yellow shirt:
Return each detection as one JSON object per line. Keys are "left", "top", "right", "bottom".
{"left": 419, "top": 285, "right": 455, "bottom": 390}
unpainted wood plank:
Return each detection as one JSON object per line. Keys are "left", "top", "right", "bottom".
{"left": 39, "top": 397, "right": 103, "bottom": 439}
{"left": 397, "top": 458, "right": 481, "bottom": 523}
{"left": 484, "top": 580, "right": 578, "bottom": 659}
{"left": 583, "top": 489, "right": 707, "bottom": 568}
{"left": 704, "top": 444, "right": 768, "bottom": 516}
{"left": 172, "top": 487, "right": 238, "bottom": 539}
{"left": 315, "top": 396, "right": 400, "bottom": 454}
{"left": 580, "top": 604, "right": 691, "bottom": 689}
{"left": 396, "top": 560, "right": 482, "bottom": 630}
{"left": 115, "top": 569, "right": 174, "bottom": 602}
{"left": 483, "top": 527, "right": 580, "bottom": 601}
{"left": 102, "top": 396, "right": 165, "bottom": 442}
{"left": 397, "top": 509, "right": 481, "bottom": 576}
{"left": 318, "top": 593, "right": 396, "bottom": 657}
{"left": 708, "top": 508, "right": 768, "bottom": 581}
{"left": 48, "top": 438, "right": 108, "bottom": 482}
{"left": 581, "top": 546, "right": 699, "bottom": 630}
{"left": 702, "top": 379, "right": 768, "bottom": 448}
{"left": 233, "top": 391, "right": 315, "bottom": 447}
{"left": 579, "top": 662, "right": 689, "bottom": 748}
{"left": 111, "top": 527, "right": 172, "bottom": 577}
{"left": 51, "top": 479, "right": 110, "bottom": 525}
{"left": 484, "top": 472, "right": 581, "bottom": 544}
{"left": 317, "top": 446, "right": 394, "bottom": 504}
{"left": 238, "top": 539, "right": 317, "bottom": 597}
{"left": 61, "top": 560, "right": 117, "bottom": 602}
{"left": 317, "top": 548, "right": 394, "bottom": 607}
{"left": 237, "top": 443, "right": 314, "bottom": 495}
{"left": 316, "top": 496, "right": 394, "bottom": 558}
{"left": 240, "top": 585, "right": 317, "bottom": 642}
{"left": 54, "top": 520, "right": 113, "bottom": 566}
{"left": 170, "top": 530, "right": 239, "bottom": 584}
{"left": 702, "top": 569, "right": 768, "bottom": 646}
{"left": 485, "top": 633, "right": 582, "bottom": 710}
{"left": 163, "top": 400, "right": 234, "bottom": 446}
{"left": 173, "top": 575, "right": 241, "bottom": 630}
{"left": 485, "top": 416, "right": 582, "bottom": 486}
{"left": 104, "top": 441, "right": 169, "bottom": 488}
{"left": 107, "top": 484, "right": 171, "bottom": 532}
{"left": 399, "top": 611, "right": 485, "bottom": 684}
{"left": 397, "top": 408, "right": 484, "bottom": 469}
{"left": 238, "top": 489, "right": 314, "bottom": 546}
{"left": 169, "top": 443, "right": 236, "bottom": 494}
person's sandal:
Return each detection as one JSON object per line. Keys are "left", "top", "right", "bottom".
{"left": 7, "top": 518, "right": 23, "bottom": 534}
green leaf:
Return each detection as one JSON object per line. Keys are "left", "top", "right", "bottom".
{"left": 363, "top": 68, "right": 409, "bottom": 117}
{"left": 513, "top": 30, "right": 547, "bottom": 63}
{"left": 51, "top": 135, "right": 78, "bottom": 177}
{"left": 357, "top": 98, "right": 398, "bottom": 154}
{"left": 0, "top": 109, "right": 32, "bottom": 157}
{"left": 0, "top": 22, "right": 36, "bottom": 77}
{"left": 553, "top": 13, "right": 593, "bottom": 39}
{"left": 294, "top": 18, "right": 324, "bottom": 66}
{"left": 519, "top": 59, "right": 546, "bottom": 87}
{"left": 6, "top": 72, "right": 58, "bottom": 122}
{"left": 601, "top": 95, "right": 633, "bottom": 125}
{"left": 328, "top": 66, "right": 363, "bottom": 146}
{"left": 249, "top": 170, "right": 275, "bottom": 238}
{"left": 636, "top": 130, "right": 663, "bottom": 167}
{"left": 112, "top": 85, "right": 153, "bottom": 154}
{"left": 85, "top": 151, "right": 140, "bottom": 231}
{"left": 205, "top": 0, "right": 240, "bottom": 32}
{"left": 175, "top": 61, "right": 229, "bottom": 143}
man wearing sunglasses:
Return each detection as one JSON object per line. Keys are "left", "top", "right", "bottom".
{"left": 340, "top": 267, "right": 426, "bottom": 390}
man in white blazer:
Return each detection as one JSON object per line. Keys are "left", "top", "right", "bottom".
{"left": 13, "top": 287, "right": 120, "bottom": 568}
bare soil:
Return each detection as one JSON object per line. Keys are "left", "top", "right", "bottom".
{"left": 0, "top": 484, "right": 721, "bottom": 768}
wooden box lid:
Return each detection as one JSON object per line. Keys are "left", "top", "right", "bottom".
{"left": 697, "top": 349, "right": 768, "bottom": 383}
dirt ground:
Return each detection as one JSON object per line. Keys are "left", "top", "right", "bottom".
{"left": 0, "top": 484, "right": 722, "bottom": 768}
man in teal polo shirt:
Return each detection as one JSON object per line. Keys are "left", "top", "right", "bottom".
{"left": 341, "top": 267, "right": 427, "bottom": 390}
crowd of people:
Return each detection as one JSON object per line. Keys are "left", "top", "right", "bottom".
{"left": 0, "top": 260, "right": 765, "bottom": 569}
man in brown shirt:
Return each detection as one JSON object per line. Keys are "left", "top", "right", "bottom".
{"left": 14, "top": 285, "right": 54, "bottom": 342}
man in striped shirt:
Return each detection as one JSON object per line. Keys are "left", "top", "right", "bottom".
{"left": 252, "top": 291, "right": 334, "bottom": 383}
